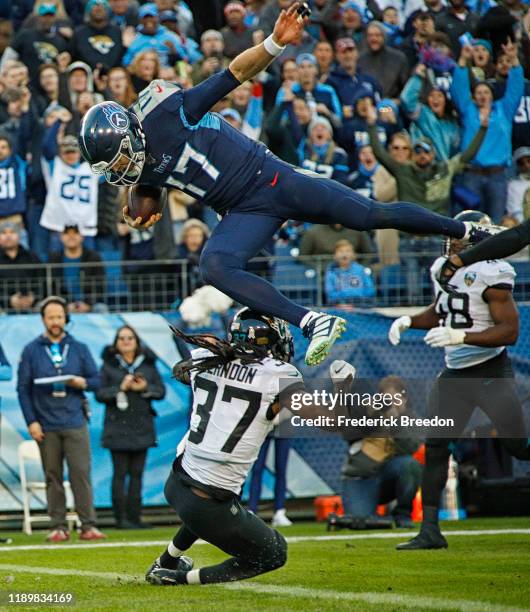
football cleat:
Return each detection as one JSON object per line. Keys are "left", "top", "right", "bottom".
{"left": 145, "top": 556, "right": 194, "bottom": 585}
{"left": 463, "top": 221, "right": 503, "bottom": 245}
{"left": 396, "top": 530, "right": 448, "bottom": 550}
{"left": 303, "top": 313, "right": 346, "bottom": 366}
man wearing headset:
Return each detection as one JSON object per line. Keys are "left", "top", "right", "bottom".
{"left": 17, "top": 296, "right": 105, "bottom": 542}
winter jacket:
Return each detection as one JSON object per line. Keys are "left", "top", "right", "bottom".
{"left": 358, "top": 46, "right": 410, "bottom": 99}
{"left": 451, "top": 65, "right": 523, "bottom": 168}
{"left": 325, "top": 261, "right": 376, "bottom": 302}
{"left": 368, "top": 123, "right": 487, "bottom": 214}
{"left": 17, "top": 333, "right": 100, "bottom": 432}
{"left": 325, "top": 65, "right": 382, "bottom": 108}
{"left": 400, "top": 74, "right": 461, "bottom": 161}
{"left": 96, "top": 346, "right": 165, "bottom": 451}
{"left": 48, "top": 248, "right": 105, "bottom": 306}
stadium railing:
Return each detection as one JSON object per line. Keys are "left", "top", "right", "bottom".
{"left": 0, "top": 253, "right": 529, "bottom": 313}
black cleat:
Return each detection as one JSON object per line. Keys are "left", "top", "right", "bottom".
{"left": 396, "top": 530, "right": 448, "bottom": 550}
{"left": 145, "top": 556, "right": 194, "bottom": 585}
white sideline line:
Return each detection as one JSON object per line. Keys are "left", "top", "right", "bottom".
{"left": 0, "top": 564, "right": 523, "bottom": 612}
{"left": 0, "top": 528, "right": 529, "bottom": 553}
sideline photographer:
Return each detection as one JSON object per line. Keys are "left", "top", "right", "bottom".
{"left": 16, "top": 296, "right": 104, "bottom": 542}
{"left": 339, "top": 375, "right": 423, "bottom": 528}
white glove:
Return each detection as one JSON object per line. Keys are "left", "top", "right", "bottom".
{"left": 424, "top": 327, "right": 466, "bottom": 348}
{"left": 329, "top": 360, "right": 356, "bottom": 383}
{"left": 388, "top": 316, "right": 411, "bottom": 346}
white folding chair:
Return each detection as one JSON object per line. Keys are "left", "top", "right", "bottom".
{"left": 18, "top": 440, "right": 80, "bottom": 535}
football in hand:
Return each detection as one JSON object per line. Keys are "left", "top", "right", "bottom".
{"left": 127, "top": 184, "right": 167, "bottom": 224}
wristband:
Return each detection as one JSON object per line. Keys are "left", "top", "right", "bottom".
{"left": 264, "top": 34, "right": 286, "bottom": 57}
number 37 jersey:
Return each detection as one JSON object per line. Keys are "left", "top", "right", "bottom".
{"left": 131, "top": 79, "right": 268, "bottom": 213}
{"left": 179, "top": 348, "right": 303, "bottom": 495}
{"left": 430, "top": 256, "right": 516, "bottom": 369}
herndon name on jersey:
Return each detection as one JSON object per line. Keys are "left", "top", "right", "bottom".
{"left": 178, "top": 347, "right": 303, "bottom": 495}
{"left": 430, "top": 256, "right": 516, "bottom": 369}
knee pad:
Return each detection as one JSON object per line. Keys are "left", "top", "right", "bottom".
{"left": 269, "top": 531, "right": 288, "bottom": 570}
{"left": 199, "top": 250, "right": 244, "bottom": 286}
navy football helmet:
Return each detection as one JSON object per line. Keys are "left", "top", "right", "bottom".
{"left": 79, "top": 101, "right": 146, "bottom": 186}
{"left": 228, "top": 307, "right": 294, "bottom": 362}
{"left": 444, "top": 209, "right": 492, "bottom": 255}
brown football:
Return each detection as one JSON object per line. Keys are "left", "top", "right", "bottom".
{"left": 127, "top": 184, "right": 167, "bottom": 224}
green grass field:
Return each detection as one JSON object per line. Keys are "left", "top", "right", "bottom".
{"left": 0, "top": 517, "right": 529, "bottom": 611}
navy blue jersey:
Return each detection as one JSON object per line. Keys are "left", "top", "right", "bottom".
{"left": 131, "top": 71, "right": 269, "bottom": 213}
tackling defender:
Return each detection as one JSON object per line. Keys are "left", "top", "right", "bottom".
{"left": 145, "top": 308, "right": 355, "bottom": 585}
{"left": 388, "top": 211, "right": 530, "bottom": 550}
{"left": 79, "top": 3, "right": 492, "bottom": 366}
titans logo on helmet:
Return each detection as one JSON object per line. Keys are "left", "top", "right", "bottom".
{"left": 101, "top": 104, "right": 130, "bottom": 134}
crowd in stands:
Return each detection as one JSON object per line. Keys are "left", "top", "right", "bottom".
{"left": 0, "top": 0, "right": 529, "bottom": 313}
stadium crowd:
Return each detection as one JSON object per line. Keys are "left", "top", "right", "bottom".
{"left": 0, "top": 0, "right": 529, "bottom": 313}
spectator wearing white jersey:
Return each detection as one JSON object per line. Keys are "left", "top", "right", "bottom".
{"left": 40, "top": 121, "right": 99, "bottom": 252}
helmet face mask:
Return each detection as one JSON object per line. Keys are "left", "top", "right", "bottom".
{"left": 79, "top": 101, "right": 146, "bottom": 186}
{"left": 229, "top": 308, "right": 294, "bottom": 362}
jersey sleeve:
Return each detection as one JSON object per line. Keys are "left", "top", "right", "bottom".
{"left": 182, "top": 68, "right": 242, "bottom": 125}
{"left": 478, "top": 261, "right": 516, "bottom": 291}
{"left": 265, "top": 360, "right": 305, "bottom": 404}
{"left": 133, "top": 79, "right": 184, "bottom": 120}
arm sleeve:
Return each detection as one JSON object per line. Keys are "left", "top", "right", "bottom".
{"left": 94, "top": 366, "right": 121, "bottom": 403}
{"left": 142, "top": 363, "right": 166, "bottom": 400}
{"left": 42, "top": 121, "right": 61, "bottom": 161}
{"left": 182, "top": 68, "right": 242, "bottom": 124}
{"left": 450, "top": 66, "right": 472, "bottom": 113}
{"left": 460, "top": 219, "right": 530, "bottom": 266}
{"left": 368, "top": 125, "right": 401, "bottom": 175}
{"left": 400, "top": 75, "right": 422, "bottom": 117}
{"left": 501, "top": 65, "right": 524, "bottom": 119}
{"left": 459, "top": 124, "right": 487, "bottom": 164}
{"left": 16, "top": 348, "right": 37, "bottom": 426}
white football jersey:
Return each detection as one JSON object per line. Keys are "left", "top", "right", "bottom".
{"left": 430, "top": 257, "right": 516, "bottom": 369}
{"left": 179, "top": 348, "right": 303, "bottom": 494}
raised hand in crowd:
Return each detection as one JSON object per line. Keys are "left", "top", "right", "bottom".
{"left": 365, "top": 98, "right": 378, "bottom": 126}
{"left": 415, "top": 63, "right": 427, "bottom": 78}
{"left": 93, "top": 64, "right": 108, "bottom": 92}
{"left": 122, "top": 26, "right": 136, "bottom": 49}
{"left": 501, "top": 38, "right": 519, "bottom": 66}
{"left": 458, "top": 44, "right": 473, "bottom": 67}
{"left": 56, "top": 51, "right": 71, "bottom": 73}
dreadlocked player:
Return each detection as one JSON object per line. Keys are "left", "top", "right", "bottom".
{"left": 145, "top": 307, "right": 354, "bottom": 585}
{"left": 388, "top": 211, "right": 530, "bottom": 550}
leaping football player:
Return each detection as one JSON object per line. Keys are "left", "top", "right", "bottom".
{"left": 144, "top": 308, "right": 355, "bottom": 586}
{"left": 79, "top": 3, "right": 494, "bottom": 366}
{"left": 388, "top": 211, "right": 530, "bottom": 550}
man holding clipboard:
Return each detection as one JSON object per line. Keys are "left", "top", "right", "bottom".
{"left": 16, "top": 296, "right": 105, "bottom": 542}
